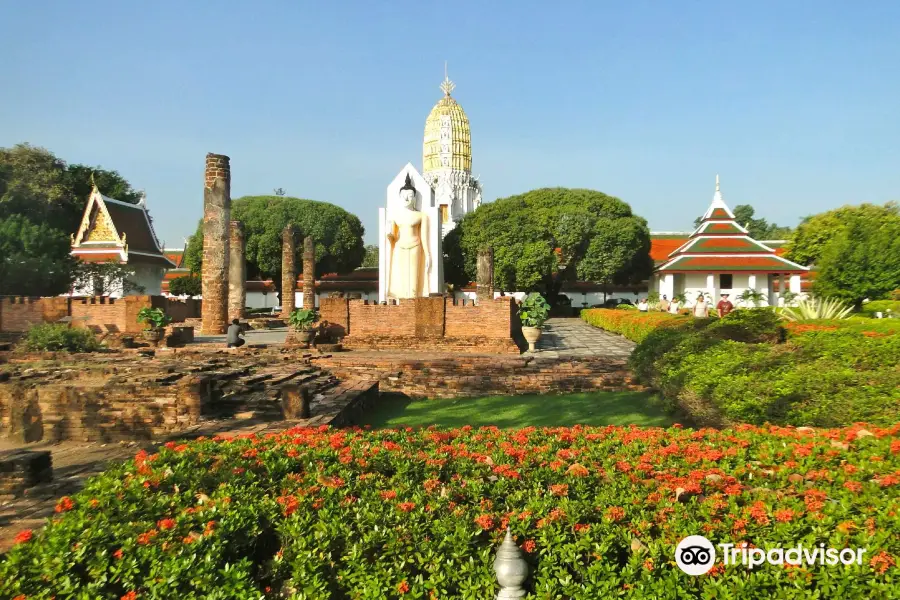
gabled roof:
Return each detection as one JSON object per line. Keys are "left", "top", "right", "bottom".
{"left": 657, "top": 177, "right": 808, "bottom": 274}
{"left": 71, "top": 186, "right": 176, "bottom": 268}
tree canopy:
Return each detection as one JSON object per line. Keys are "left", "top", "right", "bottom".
{"left": 444, "top": 188, "right": 652, "bottom": 301}
{"left": 693, "top": 204, "right": 792, "bottom": 240}
{"left": 811, "top": 206, "right": 900, "bottom": 306}
{"left": 361, "top": 244, "right": 379, "bottom": 268}
{"left": 185, "top": 195, "right": 366, "bottom": 287}
{"left": 168, "top": 274, "right": 202, "bottom": 297}
{"left": 0, "top": 143, "right": 142, "bottom": 296}
{"left": 784, "top": 202, "right": 899, "bottom": 266}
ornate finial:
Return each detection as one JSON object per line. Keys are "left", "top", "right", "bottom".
{"left": 715, "top": 174, "right": 720, "bottom": 192}
{"left": 90, "top": 171, "right": 97, "bottom": 189}
{"left": 494, "top": 527, "right": 528, "bottom": 599}
{"left": 440, "top": 62, "right": 455, "bottom": 97}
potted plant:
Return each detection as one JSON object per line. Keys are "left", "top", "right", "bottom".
{"left": 518, "top": 292, "right": 550, "bottom": 352}
{"left": 289, "top": 308, "right": 318, "bottom": 343}
{"left": 137, "top": 307, "right": 172, "bottom": 343}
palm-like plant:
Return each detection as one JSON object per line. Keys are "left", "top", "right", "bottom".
{"left": 737, "top": 288, "right": 766, "bottom": 307}
{"left": 780, "top": 296, "right": 853, "bottom": 322}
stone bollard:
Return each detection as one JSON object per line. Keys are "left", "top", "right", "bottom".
{"left": 494, "top": 528, "right": 528, "bottom": 599}
{"left": 282, "top": 384, "right": 311, "bottom": 419}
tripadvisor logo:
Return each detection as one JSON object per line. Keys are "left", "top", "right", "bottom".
{"left": 675, "top": 535, "right": 867, "bottom": 575}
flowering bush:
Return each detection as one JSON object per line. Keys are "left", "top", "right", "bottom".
{"left": 2, "top": 424, "right": 898, "bottom": 598}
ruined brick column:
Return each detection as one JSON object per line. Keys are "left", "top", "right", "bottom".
{"left": 280, "top": 224, "right": 297, "bottom": 317}
{"left": 476, "top": 246, "right": 494, "bottom": 304}
{"left": 227, "top": 220, "right": 246, "bottom": 323}
{"left": 302, "top": 236, "right": 315, "bottom": 310}
{"left": 201, "top": 153, "right": 231, "bottom": 334}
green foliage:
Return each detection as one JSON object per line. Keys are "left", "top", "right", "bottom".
{"left": 167, "top": 274, "right": 202, "bottom": 297}
{"left": 75, "top": 261, "right": 145, "bottom": 296}
{"left": 706, "top": 308, "right": 785, "bottom": 343}
{"left": 0, "top": 214, "right": 77, "bottom": 296}
{"left": 582, "top": 309, "right": 690, "bottom": 342}
{"left": 3, "top": 425, "right": 898, "bottom": 598}
{"left": 137, "top": 307, "right": 171, "bottom": 330}
{"left": 736, "top": 288, "right": 765, "bottom": 307}
{"left": 184, "top": 196, "right": 365, "bottom": 281}
{"left": 444, "top": 188, "right": 652, "bottom": 302}
{"left": 812, "top": 208, "right": 900, "bottom": 307}
{"left": 517, "top": 292, "right": 550, "bottom": 328}
{"left": 646, "top": 291, "right": 660, "bottom": 304}
{"left": 694, "top": 204, "right": 792, "bottom": 239}
{"left": 629, "top": 316, "right": 900, "bottom": 427}
{"left": 780, "top": 290, "right": 799, "bottom": 305}
{"left": 361, "top": 244, "right": 379, "bottom": 268}
{"left": 784, "top": 202, "right": 899, "bottom": 266}
{"left": 860, "top": 300, "right": 900, "bottom": 317}
{"left": 21, "top": 323, "right": 100, "bottom": 352}
{"left": 288, "top": 308, "right": 317, "bottom": 331}
{"left": 781, "top": 296, "right": 854, "bottom": 322}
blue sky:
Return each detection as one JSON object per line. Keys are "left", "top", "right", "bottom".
{"left": 2, "top": 0, "right": 899, "bottom": 247}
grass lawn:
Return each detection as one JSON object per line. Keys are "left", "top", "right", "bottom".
{"left": 357, "top": 391, "right": 676, "bottom": 429}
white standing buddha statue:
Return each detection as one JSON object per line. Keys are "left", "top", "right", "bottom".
{"left": 386, "top": 174, "right": 432, "bottom": 299}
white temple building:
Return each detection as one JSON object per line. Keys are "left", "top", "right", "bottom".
{"left": 422, "top": 68, "right": 482, "bottom": 236}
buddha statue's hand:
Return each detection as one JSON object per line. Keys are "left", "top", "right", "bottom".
{"left": 386, "top": 232, "right": 397, "bottom": 244}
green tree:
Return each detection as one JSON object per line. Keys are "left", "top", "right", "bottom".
{"left": 361, "top": 244, "right": 379, "bottom": 268}
{"left": 0, "top": 214, "right": 76, "bottom": 296}
{"left": 784, "top": 202, "right": 899, "bottom": 266}
{"left": 693, "top": 204, "right": 791, "bottom": 240}
{"left": 168, "top": 274, "right": 202, "bottom": 296}
{"left": 185, "top": 195, "right": 365, "bottom": 292}
{"left": 73, "top": 261, "right": 145, "bottom": 296}
{"left": 812, "top": 209, "right": 900, "bottom": 307}
{"left": 444, "top": 188, "right": 652, "bottom": 303}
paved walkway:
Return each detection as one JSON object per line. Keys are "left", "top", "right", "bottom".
{"left": 533, "top": 318, "right": 635, "bottom": 358}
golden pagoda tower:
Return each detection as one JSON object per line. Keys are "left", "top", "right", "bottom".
{"left": 422, "top": 64, "right": 482, "bottom": 236}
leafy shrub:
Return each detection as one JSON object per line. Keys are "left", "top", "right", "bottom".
{"left": 630, "top": 317, "right": 900, "bottom": 427}
{"left": 736, "top": 288, "right": 765, "bottom": 307}
{"left": 21, "top": 323, "right": 100, "bottom": 352}
{"left": 168, "top": 274, "right": 202, "bottom": 297}
{"left": 581, "top": 309, "right": 689, "bottom": 342}
{"left": 860, "top": 300, "right": 900, "bottom": 317}
{"left": 137, "top": 307, "right": 172, "bottom": 329}
{"left": 706, "top": 308, "right": 785, "bottom": 343}
{"left": 518, "top": 292, "right": 550, "bottom": 328}
{"left": 288, "top": 308, "right": 317, "bottom": 331}
{"left": 782, "top": 296, "right": 853, "bottom": 321}
{"left": 2, "top": 424, "right": 898, "bottom": 598}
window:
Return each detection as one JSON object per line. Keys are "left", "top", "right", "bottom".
{"left": 719, "top": 274, "right": 733, "bottom": 289}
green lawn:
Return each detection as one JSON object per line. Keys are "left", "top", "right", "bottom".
{"left": 357, "top": 391, "right": 676, "bottom": 429}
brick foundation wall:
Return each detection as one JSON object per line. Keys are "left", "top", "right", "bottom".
{"left": 333, "top": 296, "right": 522, "bottom": 353}
{"left": 314, "top": 354, "right": 645, "bottom": 399}
{"left": 0, "top": 297, "right": 69, "bottom": 332}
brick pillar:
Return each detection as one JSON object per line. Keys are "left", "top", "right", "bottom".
{"left": 302, "top": 236, "right": 315, "bottom": 310}
{"left": 476, "top": 246, "right": 494, "bottom": 304}
{"left": 201, "top": 153, "right": 231, "bottom": 334}
{"left": 228, "top": 220, "right": 246, "bottom": 323}
{"left": 281, "top": 225, "right": 296, "bottom": 318}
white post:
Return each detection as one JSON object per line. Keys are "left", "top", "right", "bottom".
{"left": 378, "top": 207, "right": 387, "bottom": 303}
{"left": 706, "top": 273, "right": 715, "bottom": 300}
{"left": 789, "top": 274, "right": 801, "bottom": 295}
{"left": 662, "top": 273, "right": 674, "bottom": 300}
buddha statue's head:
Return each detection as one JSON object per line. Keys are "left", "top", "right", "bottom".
{"left": 399, "top": 173, "right": 417, "bottom": 210}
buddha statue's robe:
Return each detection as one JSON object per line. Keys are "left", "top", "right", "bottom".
{"left": 387, "top": 209, "right": 429, "bottom": 299}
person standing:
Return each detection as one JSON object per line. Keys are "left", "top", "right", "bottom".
{"left": 693, "top": 293, "right": 709, "bottom": 318}
{"left": 669, "top": 296, "right": 681, "bottom": 314}
{"left": 658, "top": 295, "right": 670, "bottom": 312}
{"left": 637, "top": 298, "right": 649, "bottom": 312}
{"left": 716, "top": 293, "right": 734, "bottom": 318}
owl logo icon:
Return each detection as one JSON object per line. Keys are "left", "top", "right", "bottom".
{"left": 675, "top": 535, "right": 716, "bottom": 575}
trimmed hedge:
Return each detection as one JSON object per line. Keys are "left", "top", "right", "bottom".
{"left": 860, "top": 300, "right": 900, "bottom": 317}
{"left": 20, "top": 323, "right": 100, "bottom": 353}
{"left": 2, "top": 424, "right": 899, "bottom": 597}
{"left": 581, "top": 309, "right": 690, "bottom": 342}
{"left": 618, "top": 310, "right": 900, "bottom": 427}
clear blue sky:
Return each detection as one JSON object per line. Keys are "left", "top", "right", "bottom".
{"left": 2, "top": 0, "right": 899, "bottom": 247}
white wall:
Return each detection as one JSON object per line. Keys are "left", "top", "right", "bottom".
{"left": 658, "top": 272, "right": 778, "bottom": 308}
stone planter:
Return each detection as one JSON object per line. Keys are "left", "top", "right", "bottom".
{"left": 296, "top": 329, "right": 314, "bottom": 344}
{"left": 141, "top": 328, "right": 164, "bottom": 343}
{"left": 521, "top": 326, "right": 542, "bottom": 352}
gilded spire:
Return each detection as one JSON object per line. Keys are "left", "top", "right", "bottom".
{"left": 440, "top": 61, "right": 455, "bottom": 97}
{"left": 715, "top": 174, "right": 720, "bottom": 192}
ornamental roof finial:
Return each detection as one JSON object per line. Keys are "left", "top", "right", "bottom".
{"left": 440, "top": 61, "right": 455, "bottom": 97}
{"left": 715, "top": 174, "right": 720, "bottom": 192}
{"left": 90, "top": 170, "right": 97, "bottom": 189}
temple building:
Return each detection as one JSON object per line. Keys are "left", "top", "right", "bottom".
{"left": 70, "top": 184, "right": 175, "bottom": 296}
{"left": 422, "top": 68, "right": 482, "bottom": 236}
{"left": 651, "top": 176, "right": 809, "bottom": 307}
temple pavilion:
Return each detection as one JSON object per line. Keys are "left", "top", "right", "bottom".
{"left": 651, "top": 176, "right": 808, "bottom": 307}
{"left": 70, "top": 183, "right": 175, "bottom": 296}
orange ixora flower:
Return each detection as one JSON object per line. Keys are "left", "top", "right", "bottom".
{"left": 380, "top": 490, "right": 397, "bottom": 501}
{"left": 121, "top": 592, "right": 139, "bottom": 600}
{"left": 55, "top": 496, "right": 74, "bottom": 513}
{"left": 14, "top": 529, "right": 33, "bottom": 544}
{"left": 397, "top": 580, "right": 410, "bottom": 594}
{"left": 550, "top": 484, "right": 569, "bottom": 497}
{"left": 474, "top": 514, "right": 494, "bottom": 530}
{"left": 157, "top": 518, "right": 176, "bottom": 530}
{"left": 869, "top": 551, "right": 896, "bottom": 575}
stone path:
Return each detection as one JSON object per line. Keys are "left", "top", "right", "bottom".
{"left": 533, "top": 318, "right": 635, "bottom": 358}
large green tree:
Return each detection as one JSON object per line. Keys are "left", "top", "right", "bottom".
{"left": 185, "top": 195, "right": 365, "bottom": 296}
{"left": 444, "top": 188, "right": 652, "bottom": 302}
{"left": 812, "top": 207, "right": 900, "bottom": 307}
{"left": 784, "top": 202, "right": 899, "bottom": 266}
{"left": 361, "top": 244, "right": 379, "bottom": 268}
{"left": 693, "top": 204, "right": 791, "bottom": 240}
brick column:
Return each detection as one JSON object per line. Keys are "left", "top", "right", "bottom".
{"left": 281, "top": 225, "right": 297, "bottom": 318}
{"left": 476, "top": 246, "right": 494, "bottom": 304}
{"left": 228, "top": 220, "right": 246, "bottom": 323}
{"left": 201, "top": 153, "right": 231, "bottom": 334}
{"left": 302, "top": 236, "right": 315, "bottom": 310}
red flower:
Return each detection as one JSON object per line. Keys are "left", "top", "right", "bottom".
{"left": 605, "top": 506, "right": 625, "bottom": 522}
{"left": 114, "top": 548, "right": 124, "bottom": 559}
{"left": 121, "top": 592, "right": 139, "bottom": 600}
{"left": 137, "top": 530, "right": 158, "bottom": 545}
{"left": 870, "top": 551, "right": 896, "bottom": 575}
{"left": 397, "top": 502, "right": 416, "bottom": 513}
{"left": 566, "top": 463, "right": 589, "bottom": 477}
{"left": 774, "top": 508, "right": 796, "bottom": 523}
{"left": 843, "top": 480, "right": 863, "bottom": 493}
{"left": 397, "top": 580, "right": 410, "bottom": 594}
{"left": 522, "top": 539, "right": 536, "bottom": 553}
{"left": 14, "top": 529, "right": 33, "bottom": 544}
{"left": 550, "top": 484, "right": 569, "bottom": 497}
{"left": 380, "top": 490, "right": 397, "bottom": 501}
{"left": 474, "top": 514, "right": 494, "bottom": 530}
{"left": 55, "top": 496, "right": 74, "bottom": 513}
{"left": 158, "top": 518, "right": 176, "bottom": 530}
